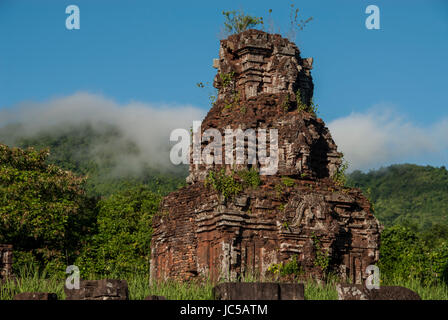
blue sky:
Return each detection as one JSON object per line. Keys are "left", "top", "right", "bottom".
{"left": 0, "top": 0, "right": 447, "bottom": 170}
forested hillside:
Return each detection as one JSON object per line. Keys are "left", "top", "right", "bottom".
{"left": 347, "top": 164, "right": 448, "bottom": 232}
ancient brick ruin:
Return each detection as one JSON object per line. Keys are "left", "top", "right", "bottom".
{"left": 0, "top": 244, "right": 13, "bottom": 281}
{"left": 150, "top": 29, "right": 382, "bottom": 284}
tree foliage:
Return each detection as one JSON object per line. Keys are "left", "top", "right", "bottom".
{"left": 75, "top": 186, "right": 161, "bottom": 276}
{"left": 379, "top": 225, "right": 448, "bottom": 284}
{"left": 0, "top": 144, "right": 96, "bottom": 275}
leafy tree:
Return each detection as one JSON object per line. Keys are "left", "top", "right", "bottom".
{"left": 0, "top": 144, "right": 96, "bottom": 275}
{"left": 75, "top": 185, "right": 161, "bottom": 276}
{"left": 379, "top": 225, "right": 448, "bottom": 284}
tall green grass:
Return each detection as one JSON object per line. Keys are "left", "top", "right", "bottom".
{"left": 1, "top": 268, "right": 448, "bottom": 300}
{"left": 0, "top": 265, "right": 65, "bottom": 300}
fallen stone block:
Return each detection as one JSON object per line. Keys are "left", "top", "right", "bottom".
{"left": 64, "top": 279, "right": 128, "bottom": 300}
{"left": 336, "top": 284, "right": 421, "bottom": 300}
{"left": 144, "top": 295, "right": 167, "bottom": 300}
{"left": 213, "top": 282, "right": 304, "bottom": 300}
{"left": 13, "top": 292, "right": 58, "bottom": 300}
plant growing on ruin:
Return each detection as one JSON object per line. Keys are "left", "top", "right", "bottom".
{"left": 312, "top": 233, "right": 330, "bottom": 273}
{"left": 222, "top": 10, "right": 264, "bottom": 35}
{"left": 332, "top": 156, "right": 349, "bottom": 187}
{"left": 238, "top": 167, "right": 261, "bottom": 188}
{"left": 219, "top": 71, "right": 235, "bottom": 88}
{"left": 309, "top": 98, "right": 319, "bottom": 115}
{"left": 267, "top": 255, "right": 303, "bottom": 278}
{"left": 281, "top": 176, "right": 295, "bottom": 187}
{"left": 196, "top": 81, "right": 218, "bottom": 107}
{"left": 296, "top": 89, "right": 316, "bottom": 115}
{"left": 205, "top": 168, "right": 243, "bottom": 200}
{"left": 281, "top": 93, "right": 291, "bottom": 112}
{"left": 261, "top": 5, "right": 313, "bottom": 41}
{"left": 283, "top": 254, "right": 302, "bottom": 276}
{"left": 286, "top": 3, "right": 313, "bottom": 41}
{"left": 222, "top": 90, "right": 241, "bottom": 112}
{"left": 274, "top": 183, "right": 284, "bottom": 197}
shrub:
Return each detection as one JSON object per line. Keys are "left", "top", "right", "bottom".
{"left": 379, "top": 225, "right": 448, "bottom": 284}
{"left": 205, "top": 169, "right": 243, "bottom": 200}
{"left": 238, "top": 167, "right": 261, "bottom": 188}
{"left": 296, "top": 89, "right": 317, "bottom": 115}
{"left": 332, "top": 157, "right": 349, "bottom": 187}
{"left": 222, "top": 10, "right": 264, "bottom": 35}
{"left": 267, "top": 255, "right": 303, "bottom": 278}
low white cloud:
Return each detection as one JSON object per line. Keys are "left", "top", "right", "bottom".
{"left": 328, "top": 107, "right": 448, "bottom": 171}
{"left": 1, "top": 94, "right": 446, "bottom": 174}
{"left": 0, "top": 92, "right": 205, "bottom": 174}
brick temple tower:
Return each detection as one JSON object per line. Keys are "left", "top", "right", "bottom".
{"left": 150, "top": 30, "right": 382, "bottom": 284}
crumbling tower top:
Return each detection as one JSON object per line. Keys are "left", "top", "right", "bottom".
{"left": 214, "top": 29, "right": 314, "bottom": 104}
{"left": 187, "top": 29, "right": 341, "bottom": 184}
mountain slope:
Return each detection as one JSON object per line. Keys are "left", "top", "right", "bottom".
{"left": 347, "top": 164, "right": 448, "bottom": 230}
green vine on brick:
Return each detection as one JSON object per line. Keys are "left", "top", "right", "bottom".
{"left": 205, "top": 168, "right": 242, "bottom": 200}
{"left": 219, "top": 71, "right": 235, "bottom": 88}
{"left": 312, "top": 233, "right": 330, "bottom": 273}
{"left": 332, "top": 155, "right": 349, "bottom": 187}
{"left": 296, "top": 89, "right": 317, "bottom": 115}
{"left": 281, "top": 176, "right": 295, "bottom": 187}
{"left": 282, "top": 93, "right": 291, "bottom": 112}
{"left": 223, "top": 90, "right": 241, "bottom": 112}
{"left": 238, "top": 167, "right": 261, "bottom": 188}
{"left": 274, "top": 183, "right": 283, "bottom": 197}
{"left": 205, "top": 167, "right": 261, "bottom": 200}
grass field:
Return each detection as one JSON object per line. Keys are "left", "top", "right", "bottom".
{"left": 1, "top": 267, "right": 448, "bottom": 300}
